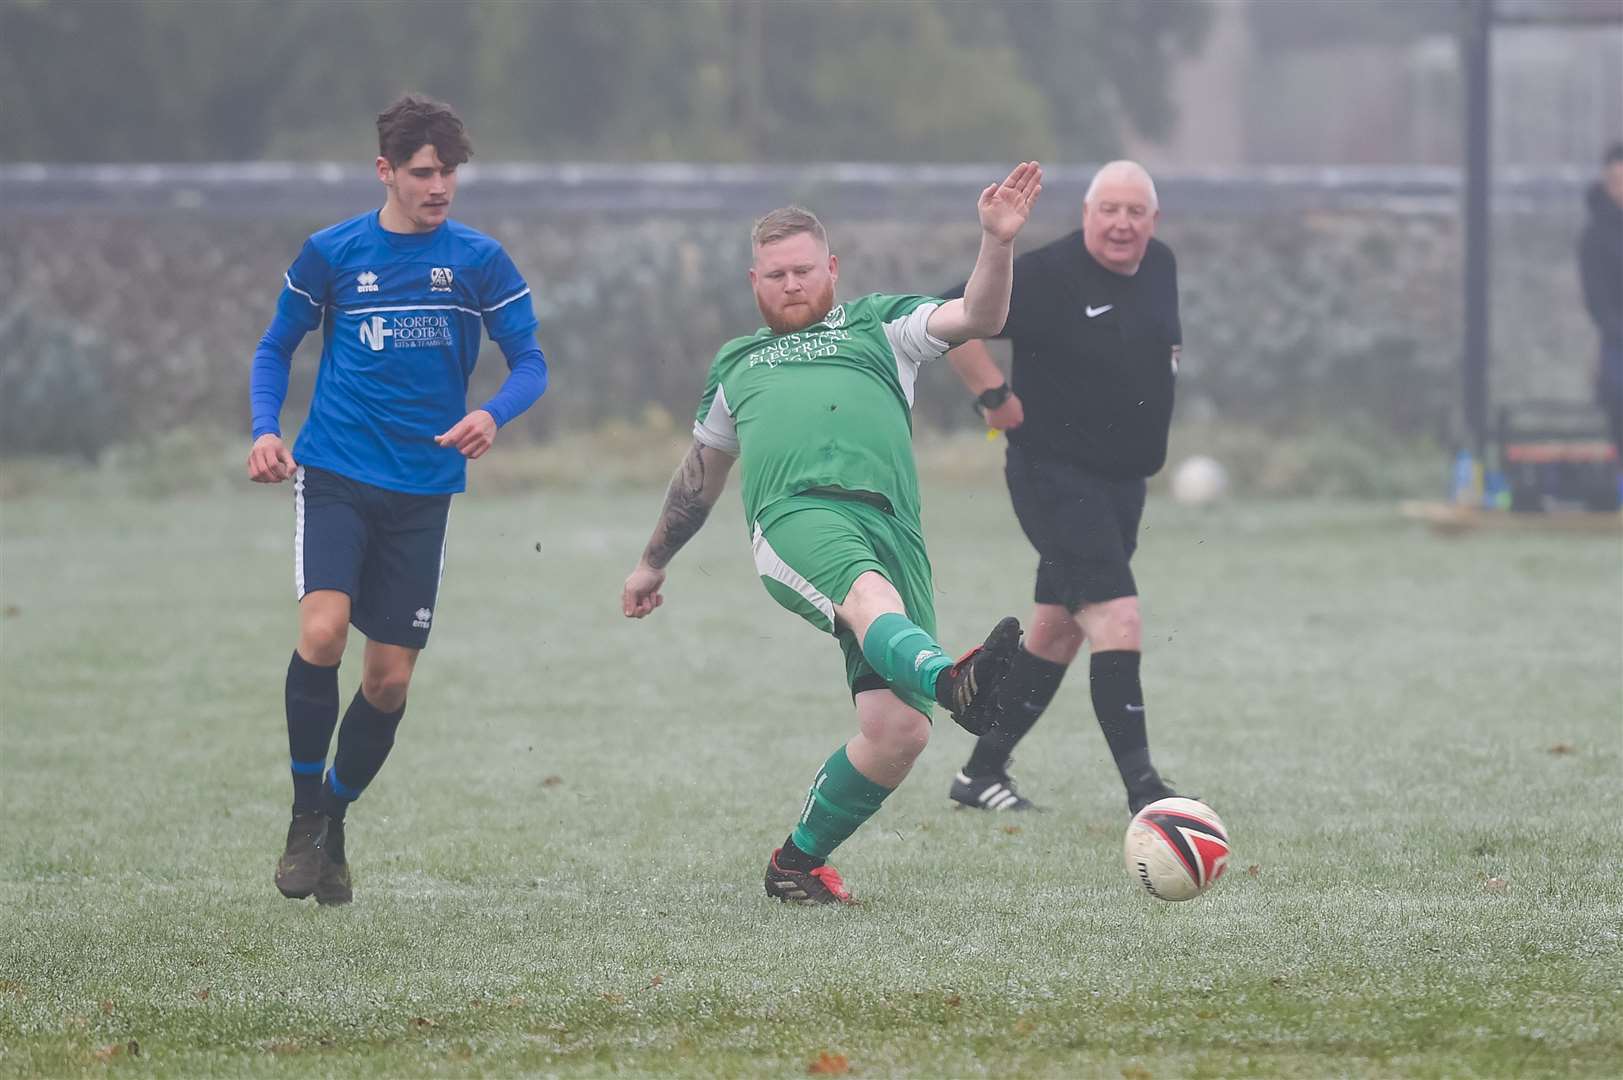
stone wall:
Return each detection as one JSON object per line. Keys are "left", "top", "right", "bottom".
{"left": 1, "top": 168, "right": 1600, "bottom": 457}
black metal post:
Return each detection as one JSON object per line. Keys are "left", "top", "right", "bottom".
{"left": 1461, "top": 0, "right": 1492, "bottom": 459}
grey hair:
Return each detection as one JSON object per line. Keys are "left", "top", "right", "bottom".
{"left": 1084, "top": 160, "right": 1159, "bottom": 210}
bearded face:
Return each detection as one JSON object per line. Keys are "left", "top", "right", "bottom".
{"left": 750, "top": 232, "right": 839, "bottom": 335}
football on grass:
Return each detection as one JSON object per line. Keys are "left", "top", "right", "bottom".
{"left": 1124, "top": 797, "right": 1230, "bottom": 901}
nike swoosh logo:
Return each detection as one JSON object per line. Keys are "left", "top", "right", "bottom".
{"left": 1086, "top": 304, "right": 1113, "bottom": 318}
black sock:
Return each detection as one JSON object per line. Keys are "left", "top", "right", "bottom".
{"left": 1090, "top": 650, "right": 1162, "bottom": 793}
{"left": 321, "top": 689, "right": 404, "bottom": 820}
{"left": 775, "top": 836, "right": 824, "bottom": 872}
{"left": 285, "top": 650, "right": 340, "bottom": 812}
{"left": 965, "top": 646, "right": 1068, "bottom": 777}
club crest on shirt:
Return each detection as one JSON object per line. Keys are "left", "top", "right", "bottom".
{"left": 430, "top": 267, "right": 454, "bottom": 292}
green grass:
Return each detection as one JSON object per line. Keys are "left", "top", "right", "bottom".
{"left": 1, "top": 484, "right": 1619, "bottom": 1077}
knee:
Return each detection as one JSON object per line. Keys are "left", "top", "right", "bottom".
{"left": 1026, "top": 614, "right": 1085, "bottom": 665}
{"left": 1087, "top": 599, "right": 1142, "bottom": 651}
{"left": 361, "top": 663, "right": 413, "bottom": 712}
{"left": 298, "top": 619, "right": 348, "bottom": 667}
{"left": 864, "top": 706, "right": 931, "bottom": 762}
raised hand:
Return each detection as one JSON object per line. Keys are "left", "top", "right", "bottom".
{"left": 977, "top": 161, "right": 1043, "bottom": 244}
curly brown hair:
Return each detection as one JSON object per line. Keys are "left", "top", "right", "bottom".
{"left": 376, "top": 94, "right": 473, "bottom": 168}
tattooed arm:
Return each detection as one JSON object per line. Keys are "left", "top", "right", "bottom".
{"left": 622, "top": 440, "right": 736, "bottom": 618}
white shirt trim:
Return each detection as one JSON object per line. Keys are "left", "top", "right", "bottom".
{"left": 483, "top": 287, "right": 532, "bottom": 314}
{"left": 881, "top": 302, "right": 947, "bottom": 408}
{"left": 346, "top": 303, "right": 482, "bottom": 317}
{"left": 692, "top": 384, "right": 740, "bottom": 454}
{"left": 284, "top": 273, "right": 322, "bottom": 309}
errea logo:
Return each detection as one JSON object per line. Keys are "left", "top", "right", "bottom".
{"left": 356, "top": 270, "right": 379, "bottom": 293}
{"left": 412, "top": 607, "right": 433, "bottom": 629}
{"left": 430, "top": 267, "right": 454, "bottom": 292}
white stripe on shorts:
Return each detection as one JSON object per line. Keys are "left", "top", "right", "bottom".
{"left": 751, "top": 523, "right": 835, "bottom": 631}
{"left": 436, "top": 508, "right": 449, "bottom": 597}
{"left": 293, "top": 465, "right": 307, "bottom": 599}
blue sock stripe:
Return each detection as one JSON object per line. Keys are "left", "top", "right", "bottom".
{"left": 290, "top": 757, "right": 325, "bottom": 776}
{"left": 327, "top": 769, "right": 361, "bottom": 801}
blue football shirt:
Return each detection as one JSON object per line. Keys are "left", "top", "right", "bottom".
{"left": 266, "top": 211, "right": 540, "bottom": 494}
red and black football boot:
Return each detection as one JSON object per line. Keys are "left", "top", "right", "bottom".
{"left": 935, "top": 616, "right": 1022, "bottom": 735}
{"left": 764, "top": 849, "right": 856, "bottom": 905}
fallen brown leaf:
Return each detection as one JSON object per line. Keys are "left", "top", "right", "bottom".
{"left": 1246, "top": 864, "right": 1261, "bottom": 877}
{"left": 1001, "top": 825, "right": 1022, "bottom": 835}
{"left": 193, "top": 989, "right": 210, "bottom": 1002}
{"left": 3, "top": 605, "right": 19, "bottom": 618}
{"left": 1122, "top": 1065, "right": 1153, "bottom": 1080}
{"left": 91, "top": 1044, "right": 124, "bottom": 1063}
{"left": 505, "top": 995, "right": 526, "bottom": 1008}
{"left": 807, "top": 1050, "right": 850, "bottom": 1076}
{"left": 944, "top": 993, "right": 961, "bottom": 1007}
{"left": 1547, "top": 743, "right": 1576, "bottom": 755}
{"left": 98, "top": 1000, "right": 114, "bottom": 1015}
{"left": 264, "top": 1039, "right": 302, "bottom": 1055}
{"left": 599, "top": 992, "right": 625, "bottom": 1005}
{"left": 648, "top": 974, "right": 664, "bottom": 989}
{"left": 1484, "top": 876, "right": 1510, "bottom": 894}
{"left": 542, "top": 775, "right": 563, "bottom": 787}
{"left": 410, "top": 1016, "right": 436, "bottom": 1029}
{"left": 1013, "top": 1018, "right": 1036, "bottom": 1036}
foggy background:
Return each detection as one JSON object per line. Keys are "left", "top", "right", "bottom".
{"left": 2, "top": 0, "right": 1620, "bottom": 493}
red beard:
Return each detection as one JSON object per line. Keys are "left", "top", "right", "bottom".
{"left": 757, "top": 280, "right": 836, "bottom": 335}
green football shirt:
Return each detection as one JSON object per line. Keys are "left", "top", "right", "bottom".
{"left": 692, "top": 293, "right": 950, "bottom": 532}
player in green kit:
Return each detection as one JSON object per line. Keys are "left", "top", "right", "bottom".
{"left": 622, "top": 162, "right": 1043, "bottom": 904}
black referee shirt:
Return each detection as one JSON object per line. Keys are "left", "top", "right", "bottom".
{"left": 944, "top": 230, "right": 1181, "bottom": 478}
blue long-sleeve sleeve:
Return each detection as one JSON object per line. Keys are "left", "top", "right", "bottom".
{"left": 479, "top": 334, "right": 548, "bottom": 428}
{"left": 251, "top": 249, "right": 327, "bottom": 439}
{"left": 250, "top": 308, "right": 316, "bottom": 439}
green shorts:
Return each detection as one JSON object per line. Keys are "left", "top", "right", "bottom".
{"left": 752, "top": 493, "right": 937, "bottom": 715}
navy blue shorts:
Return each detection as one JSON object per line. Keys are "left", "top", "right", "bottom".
{"left": 293, "top": 465, "right": 452, "bottom": 649}
{"left": 1005, "top": 443, "right": 1144, "bottom": 612}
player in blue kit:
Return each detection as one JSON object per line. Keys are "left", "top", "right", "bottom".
{"left": 247, "top": 95, "right": 548, "bottom": 905}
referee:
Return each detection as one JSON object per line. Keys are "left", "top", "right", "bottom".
{"left": 940, "top": 160, "right": 1184, "bottom": 815}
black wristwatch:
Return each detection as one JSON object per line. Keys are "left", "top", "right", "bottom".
{"left": 975, "top": 383, "right": 1012, "bottom": 412}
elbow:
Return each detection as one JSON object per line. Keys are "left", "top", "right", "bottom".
{"left": 965, "top": 308, "right": 1007, "bottom": 339}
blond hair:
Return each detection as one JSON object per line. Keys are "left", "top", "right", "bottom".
{"left": 752, "top": 206, "right": 828, "bottom": 251}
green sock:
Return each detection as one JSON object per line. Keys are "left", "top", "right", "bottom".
{"left": 860, "top": 612, "right": 952, "bottom": 706}
{"left": 789, "top": 746, "right": 894, "bottom": 859}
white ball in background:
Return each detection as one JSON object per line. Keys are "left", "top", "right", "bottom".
{"left": 1170, "top": 454, "right": 1230, "bottom": 506}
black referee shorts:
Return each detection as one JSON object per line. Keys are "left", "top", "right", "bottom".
{"left": 1004, "top": 442, "right": 1145, "bottom": 612}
